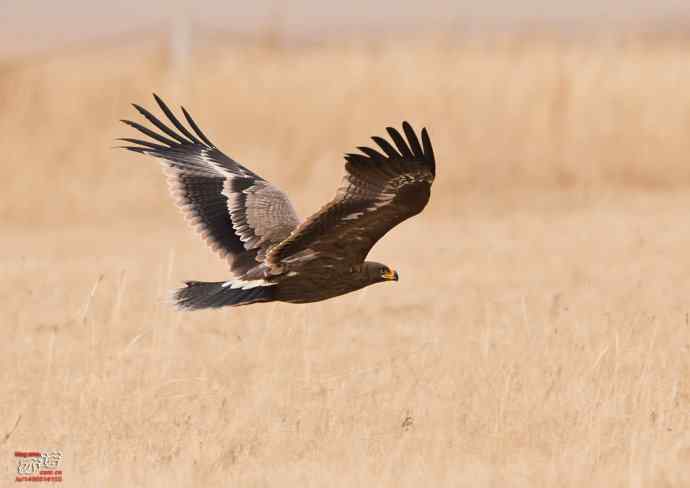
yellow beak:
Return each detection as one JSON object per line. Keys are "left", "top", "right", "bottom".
{"left": 382, "top": 269, "right": 399, "bottom": 281}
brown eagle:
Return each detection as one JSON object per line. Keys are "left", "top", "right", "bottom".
{"left": 120, "top": 95, "right": 435, "bottom": 310}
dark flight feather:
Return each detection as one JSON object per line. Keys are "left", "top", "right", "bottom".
{"left": 386, "top": 126, "right": 414, "bottom": 159}
{"left": 181, "top": 105, "right": 215, "bottom": 147}
{"left": 153, "top": 94, "right": 202, "bottom": 144}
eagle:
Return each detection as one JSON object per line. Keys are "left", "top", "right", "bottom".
{"left": 120, "top": 95, "right": 435, "bottom": 310}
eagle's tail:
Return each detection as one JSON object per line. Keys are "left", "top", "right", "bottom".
{"left": 172, "top": 280, "right": 276, "bottom": 310}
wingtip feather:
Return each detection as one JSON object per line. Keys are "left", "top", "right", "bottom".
{"left": 420, "top": 127, "right": 435, "bottom": 174}
{"left": 385, "top": 126, "right": 414, "bottom": 159}
{"left": 181, "top": 106, "right": 215, "bottom": 147}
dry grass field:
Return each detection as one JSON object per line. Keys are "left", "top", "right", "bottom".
{"left": 3, "top": 32, "right": 690, "bottom": 486}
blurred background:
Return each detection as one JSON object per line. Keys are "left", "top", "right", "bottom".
{"left": 2, "top": 0, "right": 690, "bottom": 225}
{"left": 4, "top": 1, "right": 690, "bottom": 486}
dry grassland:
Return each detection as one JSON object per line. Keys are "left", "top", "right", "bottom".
{"left": 2, "top": 32, "right": 690, "bottom": 486}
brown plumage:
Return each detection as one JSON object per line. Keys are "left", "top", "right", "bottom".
{"left": 120, "top": 95, "right": 435, "bottom": 310}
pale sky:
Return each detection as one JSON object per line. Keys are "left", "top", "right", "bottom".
{"left": 2, "top": 0, "right": 690, "bottom": 56}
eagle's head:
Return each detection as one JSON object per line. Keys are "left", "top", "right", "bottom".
{"left": 363, "top": 261, "right": 399, "bottom": 284}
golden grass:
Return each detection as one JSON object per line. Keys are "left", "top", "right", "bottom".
{"left": 2, "top": 32, "right": 690, "bottom": 486}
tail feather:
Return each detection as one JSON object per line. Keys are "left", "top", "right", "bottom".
{"left": 172, "top": 280, "right": 275, "bottom": 311}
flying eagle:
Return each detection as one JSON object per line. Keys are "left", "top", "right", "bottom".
{"left": 120, "top": 95, "right": 435, "bottom": 310}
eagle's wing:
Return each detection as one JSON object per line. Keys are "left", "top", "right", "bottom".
{"left": 267, "top": 122, "right": 435, "bottom": 267}
{"left": 120, "top": 95, "right": 300, "bottom": 276}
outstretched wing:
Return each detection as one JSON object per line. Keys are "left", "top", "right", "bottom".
{"left": 120, "top": 94, "right": 300, "bottom": 276}
{"left": 267, "top": 122, "right": 435, "bottom": 267}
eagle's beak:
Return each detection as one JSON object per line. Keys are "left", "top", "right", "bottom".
{"left": 383, "top": 269, "right": 399, "bottom": 281}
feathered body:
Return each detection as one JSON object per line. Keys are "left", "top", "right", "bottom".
{"left": 120, "top": 95, "right": 435, "bottom": 310}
